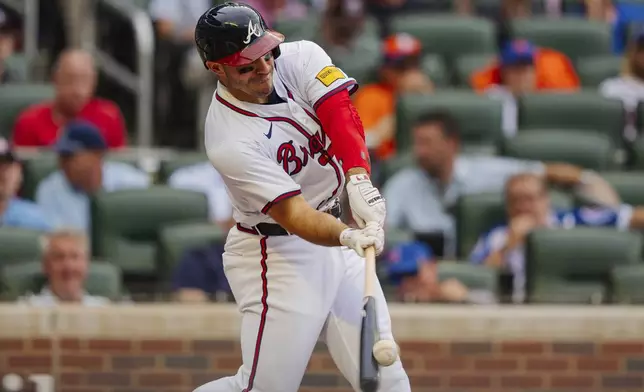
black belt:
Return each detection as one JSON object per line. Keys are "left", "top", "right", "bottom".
{"left": 237, "top": 201, "right": 342, "bottom": 236}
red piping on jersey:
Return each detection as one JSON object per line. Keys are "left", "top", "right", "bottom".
{"left": 261, "top": 189, "right": 302, "bottom": 214}
{"left": 216, "top": 94, "right": 344, "bottom": 205}
{"left": 241, "top": 236, "right": 269, "bottom": 392}
{"left": 312, "top": 80, "right": 358, "bottom": 111}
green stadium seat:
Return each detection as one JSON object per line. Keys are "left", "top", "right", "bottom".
{"left": 4, "top": 54, "right": 28, "bottom": 82}
{"left": 502, "top": 130, "right": 617, "bottom": 171}
{"left": 511, "top": 18, "right": 612, "bottom": 63}
{"left": 396, "top": 91, "right": 503, "bottom": 153}
{"left": 420, "top": 54, "right": 449, "bottom": 88}
{"left": 454, "top": 53, "right": 496, "bottom": 87}
{"left": 390, "top": 15, "right": 496, "bottom": 62}
{"left": 90, "top": 186, "right": 209, "bottom": 278}
{"left": 436, "top": 261, "right": 499, "bottom": 294}
{"left": 526, "top": 228, "right": 642, "bottom": 304}
{"left": 518, "top": 92, "right": 625, "bottom": 144}
{"left": 600, "top": 171, "right": 644, "bottom": 205}
{"left": 0, "top": 84, "right": 55, "bottom": 139}
{"left": 157, "top": 152, "right": 208, "bottom": 183}
{"left": 0, "top": 227, "right": 44, "bottom": 266}
{"left": 1, "top": 260, "right": 123, "bottom": 300}
{"left": 611, "top": 264, "right": 644, "bottom": 304}
{"left": 157, "top": 222, "right": 227, "bottom": 283}
{"left": 378, "top": 152, "right": 414, "bottom": 186}
{"left": 576, "top": 55, "right": 621, "bottom": 88}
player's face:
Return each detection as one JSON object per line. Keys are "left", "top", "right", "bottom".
{"left": 222, "top": 52, "right": 275, "bottom": 101}
{"left": 506, "top": 176, "right": 550, "bottom": 221}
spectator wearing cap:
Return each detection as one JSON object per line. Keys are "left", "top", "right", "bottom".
{"left": 35, "top": 121, "right": 150, "bottom": 232}
{"left": 352, "top": 33, "right": 433, "bottom": 161}
{"left": 12, "top": 49, "right": 127, "bottom": 149}
{"left": 471, "top": 39, "right": 580, "bottom": 138}
{"left": 0, "top": 138, "right": 52, "bottom": 231}
{"left": 600, "top": 28, "right": 644, "bottom": 144}
{"left": 386, "top": 241, "right": 496, "bottom": 304}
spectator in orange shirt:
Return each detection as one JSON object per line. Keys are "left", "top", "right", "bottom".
{"left": 352, "top": 33, "right": 433, "bottom": 161}
{"left": 12, "top": 49, "right": 127, "bottom": 149}
{"left": 470, "top": 39, "right": 579, "bottom": 137}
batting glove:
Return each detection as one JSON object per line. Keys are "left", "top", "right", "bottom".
{"left": 346, "top": 174, "right": 386, "bottom": 228}
{"left": 339, "top": 221, "right": 385, "bottom": 257}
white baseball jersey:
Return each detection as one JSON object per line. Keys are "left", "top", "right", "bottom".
{"left": 204, "top": 40, "right": 358, "bottom": 227}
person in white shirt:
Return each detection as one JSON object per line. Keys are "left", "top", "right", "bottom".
{"left": 599, "top": 28, "right": 644, "bottom": 143}
{"left": 167, "top": 162, "right": 234, "bottom": 231}
{"left": 18, "top": 229, "right": 110, "bottom": 306}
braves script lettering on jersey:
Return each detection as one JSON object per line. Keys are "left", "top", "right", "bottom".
{"left": 197, "top": 41, "right": 411, "bottom": 392}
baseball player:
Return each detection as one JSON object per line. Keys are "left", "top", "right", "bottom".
{"left": 192, "top": 3, "right": 411, "bottom": 392}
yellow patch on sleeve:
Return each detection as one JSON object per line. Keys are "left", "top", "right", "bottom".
{"left": 315, "top": 66, "right": 346, "bottom": 87}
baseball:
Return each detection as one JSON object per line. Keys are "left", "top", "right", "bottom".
{"left": 372, "top": 339, "right": 399, "bottom": 366}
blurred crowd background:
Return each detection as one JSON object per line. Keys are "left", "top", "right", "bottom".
{"left": 1, "top": 0, "right": 644, "bottom": 307}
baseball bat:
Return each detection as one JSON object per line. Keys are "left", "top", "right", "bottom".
{"left": 359, "top": 246, "right": 380, "bottom": 392}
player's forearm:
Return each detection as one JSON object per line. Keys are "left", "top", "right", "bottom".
{"left": 268, "top": 195, "right": 349, "bottom": 247}
{"left": 345, "top": 167, "right": 368, "bottom": 183}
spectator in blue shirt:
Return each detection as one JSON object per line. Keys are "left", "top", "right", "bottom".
{"left": 35, "top": 121, "right": 150, "bottom": 232}
{"left": 469, "top": 172, "right": 644, "bottom": 303}
{"left": 0, "top": 138, "right": 51, "bottom": 231}
{"left": 172, "top": 241, "right": 232, "bottom": 303}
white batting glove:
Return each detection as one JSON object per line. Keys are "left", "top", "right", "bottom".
{"left": 346, "top": 174, "right": 386, "bottom": 228}
{"left": 339, "top": 221, "right": 385, "bottom": 257}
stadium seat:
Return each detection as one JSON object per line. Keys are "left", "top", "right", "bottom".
{"left": 0, "top": 84, "right": 55, "bottom": 139}
{"left": 454, "top": 53, "right": 496, "bottom": 87}
{"left": 510, "top": 18, "right": 612, "bottom": 63}
{"left": 4, "top": 54, "right": 28, "bottom": 81}
{"left": 611, "top": 264, "right": 644, "bottom": 304}
{"left": 0, "top": 227, "right": 44, "bottom": 267}
{"left": 389, "top": 15, "right": 496, "bottom": 62}
{"left": 518, "top": 92, "right": 625, "bottom": 145}
{"left": 157, "top": 222, "right": 227, "bottom": 283}
{"left": 420, "top": 54, "right": 450, "bottom": 88}
{"left": 576, "top": 55, "right": 621, "bottom": 88}
{"left": 157, "top": 152, "right": 208, "bottom": 183}
{"left": 90, "top": 186, "right": 209, "bottom": 278}
{"left": 501, "top": 130, "right": 617, "bottom": 171}
{"left": 455, "top": 191, "right": 573, "bottom": 259}
{"left": 525, "top": 228, "right": 642, "bottom": 304}
{"left": 0, "top": 260, "right": 123, "bottom": 300}
{"left": 436, "top": 261, "right": 499, "bottom": 294}
{"left": 378, "top": 151, "right": 414, "bottom": 186}
{"left": 600, "top": 171, "right": 644, "bottom": 205}
{"left": 396, "top": 91, "right": 503, "bottom": 153}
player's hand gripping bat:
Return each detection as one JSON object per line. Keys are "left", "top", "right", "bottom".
{"left": 359, "top": 246, "right": 380, "bottom": 392}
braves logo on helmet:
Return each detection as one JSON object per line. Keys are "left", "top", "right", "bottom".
{"left": 243, "top": 19, "right": 263, "bottom": 44}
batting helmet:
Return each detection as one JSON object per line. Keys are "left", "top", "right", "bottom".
{"left": 195, "top": 2, "right": 284, "bottom": 68}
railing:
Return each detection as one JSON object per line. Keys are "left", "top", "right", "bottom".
{"left": 0, "top": 0, "right": 39, "bottom": 79}
{"left": 88, "top": 0, "right": 155, "bottom": 148}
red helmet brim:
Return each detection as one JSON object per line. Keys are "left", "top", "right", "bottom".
{"left": 217, "top": 30, "right": 285, "bottom": 67}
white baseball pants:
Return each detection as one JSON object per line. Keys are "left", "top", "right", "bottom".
{"left": 192, "top": 228, "right": 411, "bottom": 392}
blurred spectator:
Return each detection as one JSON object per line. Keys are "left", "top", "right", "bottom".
{"left": 317, "top": 0, "right": 380, "bottom": 62}
{"left": 0, "top": 7, "right": 23, "bottom": 84}
{"left": 12, "top": 49, "right": 127, "bottom": 148}
{"left": 0, "top": 138, "right": 51, "bottom": 231}
{"left": 469, "top": 172, "right": 644, "bottom": 303}
{"left": 610, "top": 1, "right": 644, "bottom": 54}
{"left": 382, "top": 111, "right": 619, "bottom": 257}
{"left": 243, "top": 0, "right": 309, "bottom": 27}
{"left": 600, "top": 27, "right": 644, "bottom": 142}
{"left": 149, "top": 0, "right": 212, "bottom": 91}
{"left": 172, "top": 241, "right": 231, "bottom": 303}
{"left": 353, "top": 33, "right": 433, "bottom": 161}
{"left": 168, "top": 162, "right": 234, "bottom": 232}
{"left": 386, "top": 241, "right": 496, "bottom": 303}
{"left": 18, "top": 229, "right": 110, "bottom": 306}
{"left": 471, "top": 39, "right": 580, "bottom": 137}
{"left": 35, "top": 122, "right": 149, "bottom": 232}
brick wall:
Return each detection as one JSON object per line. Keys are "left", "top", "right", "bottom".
{"left": 1, "top": 305, "right": 644, "bottom": 392}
